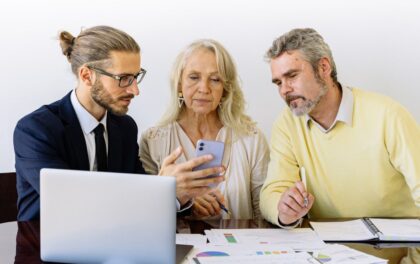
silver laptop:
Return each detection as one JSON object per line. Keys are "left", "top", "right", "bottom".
{"left": 40, "top": 168, "right": 177, "bottom": 264}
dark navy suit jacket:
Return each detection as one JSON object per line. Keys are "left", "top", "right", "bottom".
{"left": 14, "top": 91, "right": 146, "bottom": 221}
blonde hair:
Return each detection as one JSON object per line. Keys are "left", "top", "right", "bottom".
{"left": 159, "top": 39, "right": 255, "bottom": 135}
{"left": 59, "top": 25, "right": 140, "bottom": 75}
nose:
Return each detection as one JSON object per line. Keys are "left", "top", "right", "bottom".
{"left": 198, "top": 79, "right": 211, "bottom": 94}
{"left": 126, "top": 82, "right": 139, "bottom": 96}
{"left": 279, "top": 81, "right": 292, "bottom": 98}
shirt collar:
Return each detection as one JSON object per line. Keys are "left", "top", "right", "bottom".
{"left": 70, "top": 89, "right": 107, "bottom": 135}
{"left": 305, "top": 85, "right": 353, "bottom": 132}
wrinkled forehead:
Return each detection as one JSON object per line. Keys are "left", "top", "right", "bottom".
{"left": 270, "top": 50, "right": 306, "bottom": 75}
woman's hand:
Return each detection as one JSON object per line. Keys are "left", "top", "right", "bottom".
{"left": 159, "top": 147, "right": 225, "bottom": 206}
{"left": 192, "top": 189, "right": 225, "bottom": 218}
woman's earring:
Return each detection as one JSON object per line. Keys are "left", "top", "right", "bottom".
{"left": 178, "top": 92, "right": 184, "bottom": 108}
{"left": 218, "top": 97, "right": 225, "bottom": 109}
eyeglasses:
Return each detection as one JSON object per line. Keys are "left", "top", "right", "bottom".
{"left": 87, "top": 66, "right": 147, "bottom": 88}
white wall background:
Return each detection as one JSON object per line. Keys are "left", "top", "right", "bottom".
{"left": 1, "top": 0, "right": 419, "bottom": 172}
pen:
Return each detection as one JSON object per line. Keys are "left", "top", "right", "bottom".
{"left": 216, "top": 199, "right": 230, "bottom": 215}
{"left": 218, "top": 200, "right": 231, "bottom": 215}
{"left": 300, "top": 166, "right": 308, "bottom": 208}
{"left": 210, "top": 192, "right": 231, "bottom": 215}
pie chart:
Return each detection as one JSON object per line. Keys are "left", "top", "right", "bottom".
{"left": 196, "top": 251, "right": 230, "bottom": 257}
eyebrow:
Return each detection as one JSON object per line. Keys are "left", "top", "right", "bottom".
{"left": 186, "top": 70, "right": 219, "bottom": 75}
{"left": 272, "top": 68, "right": 300, "bottom": 84}
{"left": 118, "top": 70, "right": 142, "bottom": 76}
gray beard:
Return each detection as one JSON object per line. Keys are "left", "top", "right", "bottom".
{"left": 290, "top": 78, "right": 328, "bottom": 116}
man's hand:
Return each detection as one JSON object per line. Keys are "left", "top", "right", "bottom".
{"left": 277, "top": 181, "right": 314, "bottom": 225}
{"left": 159, "top": 147, "right": 225, "bottom": 206}
{"left": 192, "top": 189, "right": 225, "bottom": 217}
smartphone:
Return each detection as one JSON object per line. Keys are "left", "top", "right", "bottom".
{"left": 192, "top": 139, "right": 225, "bottom": 179}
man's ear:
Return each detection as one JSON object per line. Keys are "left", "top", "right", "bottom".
{"left": 79, "top": 66, "right": 95, "bottom": 87}
{"left": 318, "top": 57, "right": 332, "bottom": 78}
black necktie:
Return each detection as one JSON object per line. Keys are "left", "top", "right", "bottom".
{"left": 93, "top": 124, "right": 108, "bottom": 171}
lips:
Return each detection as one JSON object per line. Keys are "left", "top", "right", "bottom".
{"left": 119, "top": 100, "right": 130, "bottom": 106}
{"left": 289, "top": 98, "right": 300, "bottom": 104}
{"left": 119, "top": 96, "right": 133, "bottom": 106}
{"left": 286, "top": 95, "right": 305, "bottom": 105}
{"left": 193, "top": 99, "right": 212, "bottom": 103}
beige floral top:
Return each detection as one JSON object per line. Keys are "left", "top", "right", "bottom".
{"left": 139, "top": 122, "right": 269, "bottom": 219}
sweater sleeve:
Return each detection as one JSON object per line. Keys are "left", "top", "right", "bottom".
{"left": 385, "top": 102, "right": 420, "bottom": 208}
{"left": 260, "top": 110, "right": 301, "bottom": 225}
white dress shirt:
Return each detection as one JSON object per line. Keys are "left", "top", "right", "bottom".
{"left": 305, "top": 85, "right": 354, "bottom": 133}
{"left": 70, "top": 89, "right": 108, "bottom": 171}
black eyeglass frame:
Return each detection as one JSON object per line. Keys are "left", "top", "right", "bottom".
{"left": 87, "top": 66, "right": 147, "bottom": 88}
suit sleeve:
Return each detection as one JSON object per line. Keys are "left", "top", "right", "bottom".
{"left": 14, "top": 117, "right": 70, "bottom": 194}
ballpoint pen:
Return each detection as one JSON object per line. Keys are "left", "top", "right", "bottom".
{"left": 300, "top": 166, "right": 308, "bottom": 207}
{"left": 210, "top": 193, "right": 231, "bottom": 215}
{"left": 217, "top": 200, "right": 231, "bottom": 215}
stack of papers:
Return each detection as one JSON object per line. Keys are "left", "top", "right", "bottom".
{"left": 178, "top": 227, "right": 389, "bottom": 263}
{"left": 205, "top": 228, "right": 326, "bottom": 251}
{"left": 186, "top": 244, "right": 387, "bottom": 264}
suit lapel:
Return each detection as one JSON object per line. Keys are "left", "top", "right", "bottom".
{"left": 59, "top": 92, "right": 90, "bottom": 170}
{"left": 107, "top": 114, "right": 123, "bottom": 171}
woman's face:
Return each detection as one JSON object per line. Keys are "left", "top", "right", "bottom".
{"left": 180, "top": 49, "right": 224, "bottom": 116}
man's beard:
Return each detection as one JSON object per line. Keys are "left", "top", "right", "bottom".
{"left": 286, "top": 76, "right": 328, "bottom": 116}
{"left": 91, "top": 80, "right": 133, "bottom": 116}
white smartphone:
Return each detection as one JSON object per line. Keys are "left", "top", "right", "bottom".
{"left": 193, "top": 139, "right": 225, "bottom": 179}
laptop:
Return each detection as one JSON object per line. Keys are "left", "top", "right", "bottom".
{"left": 40, "top": 168, "right": 190, "bottom": 264}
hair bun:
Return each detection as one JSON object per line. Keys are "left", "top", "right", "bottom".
{"left": 59, "top": 31, "right": 76, "bottom": 59}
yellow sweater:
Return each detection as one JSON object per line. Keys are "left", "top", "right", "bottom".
{"left": 260, "top": 88, "right": 420, "bottom": 225}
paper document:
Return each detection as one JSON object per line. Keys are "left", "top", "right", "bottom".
{"left": 310, "top": 220, "right": 375, "bottom": 241}
{"left": 183, "top": 244, "right": 294, "bottom": 264}
{"left": 193, "top": 252, "right": 317, "bottom": 264}
{"left": 370, "top": 218, "right": 420, "bottom": 241}
{"left": 176, "top": 234, "right": 207, "bottom": 246}
{"left": 313, "top": 244, "right": 387, "bottom": 264}
{"left": 311, "top": 218, "right": 420, "bottom": 241}
{"left": 188, "top": 244, "right": 293, "bottom": 258}
{"left": 205, "top": 228, "right": 325, "bottom": 250}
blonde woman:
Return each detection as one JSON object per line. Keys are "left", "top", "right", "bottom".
{"left": 140, "top": 39, "right": 269, "bottom": 219}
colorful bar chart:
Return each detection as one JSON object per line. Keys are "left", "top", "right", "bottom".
{"left": 224, "top": 233, "right": 237, "bottom": 243}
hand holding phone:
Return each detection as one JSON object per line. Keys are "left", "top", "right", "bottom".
{"left": 159, "top": 146, "right": 225, "bottom": 206}
{"left": 193, "top": 139, "right": 225, "bottom": 180}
